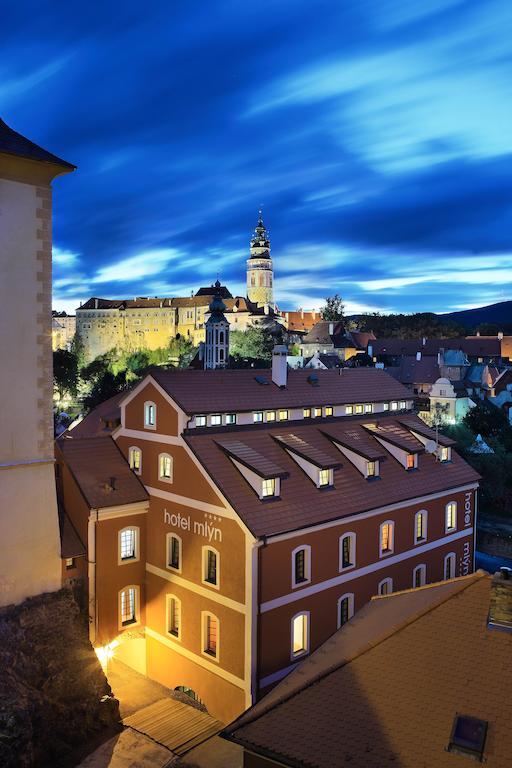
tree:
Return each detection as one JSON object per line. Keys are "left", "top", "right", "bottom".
{"left": 83, "top": 370, "right": 128, "bottom": 412}
{"left": 463, "top": 400, "right": 512, "bottom": 447}
{"left": 230, "top": 327, "right": 274, "bottom": 365}
{"left": 168, "top": 336, "right": 196, "bottom": 368}
{"left": 69, "top": 333, "right": 86, "bottom": 370}
{"left": 321, "top": 294, "right": 345, "bottom": 322}
{"left": 53, "top": 348, "right": 78, "bottom": 401}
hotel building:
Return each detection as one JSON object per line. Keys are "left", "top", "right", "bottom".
{"left": 57, "top": 360, "right": 479, "bottom": 723}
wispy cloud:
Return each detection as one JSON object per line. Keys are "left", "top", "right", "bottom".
{"left": 90, "top": 249, "right": 182, "bottom": 283}
{"left": 53, "top": 246, "right": 79, "bottom": 268}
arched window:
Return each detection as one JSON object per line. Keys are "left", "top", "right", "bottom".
{"left": 158, "top": 453, "right": 173, "bottom": 483}
{"left": 166, "top": 533, "right": 182, "bottom": 572}
{"left": 337, "top": 593, "right": 354, "bottom": 628}
{"left": 128, "top": 446, "right": 142, "bottom": 474}
{"left": 379, "top": 521, "right": 394, "bottom": 556}
{"left": 202, "top": 612, "right": 219, "bottom": 659}
{"left": 118, "top": 526, "right": 139, "bottom": 564}
{"left": 444, "top": 552, "right": 456, "bottom": 580}
{"left": 166, "top": 594, "right": 181, "bottom": 640}
{"left": 219, "top": 330, "right": 224, "bottom": 344}
{"left": 414, "top": 510, "right": 427, "bottom": 544}
{"left": 202, "top": 546, "right": 219, "bottom": 588}
{"left": 144, "top": 401, "right": 156, "bottom": 429}
{"left": 378, "top": 577, "right": 393, "bottom": 596}
{"left": 119, "top": 585, "right": 139, "bottom": 628}
{"left": 219, "top": 347, "right": 224, "bottom": 362}
{"left": 413, "top": 564, "right": 426, "bottom": 588}
{"left": 339, "top": 533, "right": 356, "bottom": 571}
{"left": 292, "top": 545, "right": 311, "bottom": 588}
{"left": 445, "top": 502, "right": 457, "bottom": 532}
{"left": 291, "top": 612, "right": 309, "bottom": 658}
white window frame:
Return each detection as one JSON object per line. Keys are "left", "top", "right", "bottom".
{"left": 445, "top": 501, "right": 457, "bottom": 533}
{"left": 444, "top": 552, "right": 456, "bottom": 580}
{"left": 345, "top": 405, "right": 354, "bottom": 415}
{"left": 210, "top": 414, "right": 222, "bottom": 426}
{"left": 118, "top": 526, "right": 139, "bottom": 565}
{"left": 312, "top": 407, "right": 322, "bottom": 418}
{"left": 414, "top": 510, "right": 428, "bottom": 544}
{"left": 262, "top": 477, "right": 277, "bottom": 498}
{"left": 166, "top": 533, "right": 182, "bottom": 573}
{"left": 225, "top": 413, "right": 237, "bottom": 425}
{"left": 291, "top": 544, "right": 311, "bottom": 589}
{"left": 364, "top": 403, "right": 373, "bottom": 413}
{"left": 278, "top": 409, "right": 289, "bottom": 421}
{"left": 266, "top": 411, "right": 276, "bottom": 422}
{"left": 355, "top": 404, "right": 364, "bottom": 414}
{"left": 118, "top": 585, "right": 140, "bottom": 630}
{"left": 202, "top": 546, "right": 220, "bottom": 589}
{"left": 324, "top": 406, "right": 333, "bottom": 417}
{"left": 383, "top": 402, "right": 390, "bottom": 411}
{"left": 337, "top": 593, "right": 355, "bottom": 628}
{"left": 158, "top": 452, "right": 173, "bottom": 483}
{"left": 366, "top": 460, "right": 378, "bottom": 479}
{"left": 303, "top": 408, "right": 311, "bottom": 418}
{"left": 128, "top": 446, "right": 142, "bottom": 475}
{"left": 144, "top": 400, "right": 157, "bottom": 430}
{"left": 413, "top": 564, "right": 426, "bottom": 588}
{"left": 339, "top": 532, "right": 356, "bottom": 571}
{"left": 439, "top": 446, "right": 451, "bottom": 462}
{"left": 379, "top": 520, "right": 394, "bottom": 557}
{"left": 318, "top": 467, "right": 333, "bottom": 487}
{"left": 253, "top": 411, "right": 263, "bottom": 423}
{"left": 390, "top": 401, "right": 398, "bottom": 411}
{"left": 290, "top": 611, "right": 310, "bottom": 660}
{"left": 201, "top": 611, "right": 219, "bottom": 662}
{"left": 166, "top": 594, "right": 181, "bottom": 640}
{"left": 378, "top": 577, "right": 393, "bottom": 596}
{"left": 195, "top": 414, "right": 207, "bottom": 427}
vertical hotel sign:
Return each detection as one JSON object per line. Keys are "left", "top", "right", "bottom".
{"left": 460, "top": 490, "right": 473, "bottom": 576}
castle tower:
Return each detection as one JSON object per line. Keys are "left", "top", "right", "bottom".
{"left": 0, "top": 118, "right": 75, "bottom": 605}
{"left": 204, "top": 280, "right": 230, "bottom": 369}
{"left": 247, "top": 212, "right": 274, "bottom": 310}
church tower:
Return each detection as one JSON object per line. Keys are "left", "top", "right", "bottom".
{"left": 204, "top": 280, "right": 230, "bottom": 369}
{"left": 247, "top": 212, "right": 274, "bottom": 310}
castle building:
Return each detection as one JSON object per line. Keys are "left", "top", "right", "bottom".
{"left": 246, "top": 213, "right": 274, "bottom": 311}
{"left": 52, "top": 311, "right": 76, "bottom": 350}
{"left": 0, "top": 117, "right": 74, "bottom": 605}
{"left": 57, "top": 363, "right": 478, "bottom": 723}
{"left": 204, "top": 281, "right": 230, "bottom": 370}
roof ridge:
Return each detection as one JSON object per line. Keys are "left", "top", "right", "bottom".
{"left": 226, "top": 572, "right": 487, "bottom": 734}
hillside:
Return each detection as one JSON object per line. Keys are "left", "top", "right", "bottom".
{"left": 439, "top": 300, "right": 512, "bottom": 330}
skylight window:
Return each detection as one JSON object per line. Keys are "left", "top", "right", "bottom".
{"left": 307, "top": 374, "right": 319, "bottom": 386}
{"left": 448, "top": 714, "right": 488, "bottom": 762}
{"left": 255, "top": 375, "right": 269, "bottom": 385}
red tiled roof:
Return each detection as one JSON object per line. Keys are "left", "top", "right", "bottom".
{"left": 65, "top": 391, "right": 126, "bottom": 439}
{"left": 397, "top": 416, "right": 456, "bottom": 447}
{"left": 273, "top": 433, "right": 342, "bottom": 469}
{"left": 363, "top": 422, "right": 425, "bottom": 453}
{"left": 322, "top": 425, "right": 385, "bottom": 460}
{"left": 224, "top": 572, "right": 512, "bottom": 768}
{"left": 79, "top": 297, "right": 174, "bottom": 310}
{"left": 282, "top": 311, "right": 320, "bottom": 333}
{"left": 371, "top": 337, "right": 503, "bottom": 358}
{"left": 56, "top": 436, "right": 148, "bottom": 510}
{"left": 148, "top": 367, "right": 413, "bottom": 414}
{"left": 185, "top": 414, "right": 479, "bottom": 537}
{"left": 386, "top": 356, "right": 440, "bottom": 385}
{"left": 215, "top": 440, "right": 289, "bottom": 479}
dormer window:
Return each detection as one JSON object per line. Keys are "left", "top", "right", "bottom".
{"left": 406, "top": 454, "right": 415, "bottom": 470}
{"left": 253, "top": 412, "right": 263, "bottom": 423}
{"left": 144, "top": 401, "right": 156, "bottom": 429}
{"left": 303, "top": 408, "right": 311, "bottom": 418}
{"left": 439, "top": 446, "right": 451, "bottom": 462}
{"left": 196, "top": 415, "right": 206, "bottom": 427}
{"left": 279, "top": 410, "right": 289, "bottom": 421}
{"left": 355, "top": 404, "right": 364, "bottom": 414}
{"left": 266, "top": 411, "right": 276, "bottom": 422}
{"left": 318, "top": 468, "right": 332, "bottom": 487}
{"left": 399, "top": 400, "right": 406, "bottom": 409}
{"left": 324, "top": 406, "right": 333, "bottom": 417}
{"left": 313, "top": 407, "right": 322, "bottom": 418}
{"left": 346, "top": 405, "right": 354, "bottom": 415}
{"left": 364, "top": 403, "right": 373, "bottom": 413}
{"left": 262, "top": 478, "right": 276, "bottom": 497}
{"left": 210, "top": 414, "right": 222, "bottom": 426}
{"left": 226, "top": 413, "right": 236, "bottom": 425}
{"left": 367, "top": 460, "right": 378, "bottom": 478}
{"left": 390, "top": 401, "right": 398, "bottom": 411}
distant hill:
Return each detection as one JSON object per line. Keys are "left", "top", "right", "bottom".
{"left": 439, "top": 301, "right": 512, "bottom": 331}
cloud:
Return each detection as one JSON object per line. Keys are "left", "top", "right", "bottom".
{"left": 53, "top": 246, "right": 79, "bottom": 268}
{"left": 90, "top": 249, "right": 182, "bottom": 283}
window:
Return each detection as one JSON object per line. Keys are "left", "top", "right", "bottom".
{"left": 324, "top": 406, "right": 333, "bottom": 417}
{"left": 346, "top": 405, "right": 354, "bottom": 415}
{"left": 128, "top": 446, "right": 142, "bottom": 474}
{"left": 65, "top": 557, "right": 75, "bottom": 569}
{"left": 292, "top": 545, "right": 311, "bottom": 588}
{"left": 339, "top": 533, "right": 356, "bottom": 570}
{"left": 303, "top": 408, "right": 311, "bottom": 418}
{"left": 119, "top": 527, "right": 138, "bottom": 563}
{"left": 262, "top": 478, "right": 276, "bottom": 497}
{"left": 448, "top": 714, "right": 488, "bottom": 762}
{"left": 211, "top": 414, "right": 222, "bottom": 426}
{"left": 226, "top": 413, "right": 236, "bottom": 425}
{"left": 378, "top": 578, "right": 393, "bottom": 596}
{"left": 439, "top": 446, "right": 450, "bottom": 462}
{"left": 380, "top": 521, "right": 394, "bottom": 556}
{"left": 367, "top": 461, "right": 376, "bottom": 478}
{"left": 383, "top": 402, "right": 390, "bottom": 411}
{"left": 355, "top": 404, "right": 364, "bottom": 414}
{"left": 390, "top": 401, "right": 398, "bottom": 411}
{"left": 364, "top": 403, "right": 373, "bottom": 413}
{"left": 266, "top": 411, "right": 276, "bottom": 422}
{"left": 291, "top": 612, "right": 309, "bottom": 658}
{"left": 158, "top": 453, "right": 173, "bottom": 482}
{"left": 318, "top": 468, "right": 331, "bottom": 487}
{"left": 202, "top": 612, "right": 218, "bottom": 658}
{"left": 445, "top": 502, "right": 457, "bottom": 532}
{"left": 196, "top": 415, "right": 207, "bottom": 427}
{"left": 444, "top": 552, "right": 456, "bottom": 580}
{"left": 167, "top": 534, "right": 181, "bottom": 572}
{"left": 313, "top": 407, "right": 322, "bottom": 418}
{"left": 399, "top": 400, "right": 406, "bottom": 409}
{"left": 119, "top": 586, "right": 138, "bottom": 627}
{"left": 144, "top": 401, "right": 156, "bottom": 429}
{"left": 406, "top": 454, "right": 415, "bottom": 470}
{"left": 253, "top": 411, "right": 263, "bottom": 423}
{"left": 167, "top": 595, "right": 181, "bottom": 639}
{"left": 203, "top": 547, "right": 219, "bottom": 587}
{"left": 413, "top": 564, "right": 426, "bottom": 588}
{"left": 278, "top": 409, "right": 289, "bottom": 421}
{"left": 414, "top": 510, "right": 427, "bottom": 543}
{"left": 337, "top": 594, "right": 354, "bottom": 628}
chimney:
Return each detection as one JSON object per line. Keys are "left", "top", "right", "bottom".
{"left": 438, "top": 348, "right": 444, "bottom": 366}
{"left": 94, "top": 298, "right": 98, "bottom": 309}
{"left": 488, "top": 569, "right": 512, "bottom": 633}
{"left": 329, "top": 322, "right": 334, "bottom": 335}
{"left": 301, "top": 308, "right": 304, "bottom": 319}
{"left": 422, "top": 337, "right": 426, "bottom": 346}
{"left": 416, "top": 351, "right": 422, "bottom": 361}
{"left": 312, "top": 310, "right": 316, "bottom": 319}
{"left": 498, "top": 331, "right": 504, "bottom": 341}
{"left": 272, "top": 343, "right": 288, "bottom": 388}
{"left": 476, "top": 330, "right": 480, "bottom": 337}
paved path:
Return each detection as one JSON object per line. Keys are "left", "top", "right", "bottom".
{"left": 77, "top": 729, "right": 175, "bottom": 768}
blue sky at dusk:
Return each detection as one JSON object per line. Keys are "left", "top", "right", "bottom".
{"left": 3, "top": 0, "right": 512, "bottom": 315}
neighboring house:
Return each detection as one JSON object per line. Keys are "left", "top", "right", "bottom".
{"left": 426, "top": 378, "right": 476, "bottom": 426}
{"left": 58, "top": 359, "right": 478, "bottom": 723}
{"left": 52, "top": 311, "right": 76, "bottom": 350}
{"left": 369, "top": 335, "right": 512, "bottom": 366}
{"left": 304, "top": 352, "right": 344, "bottom": 369}
{"left": 301, "top": 321, "right": 374, "bottom": 361}
{"left": 223, "top": 569, "right": 512, "bottom": 768}
{"left": 386, "top": 355, "right": 441, "bottom": 395}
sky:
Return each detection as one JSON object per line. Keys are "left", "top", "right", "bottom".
{"left": 2, "top": 0, "right": 512, "bottom": 315}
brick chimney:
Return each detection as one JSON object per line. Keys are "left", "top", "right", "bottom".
{"left": 272, "top": 343, "right": 288, "bottom": 388}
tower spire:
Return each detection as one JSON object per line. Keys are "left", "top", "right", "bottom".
{"left": 247, "top": 210, "right": 274, "bottom": 310}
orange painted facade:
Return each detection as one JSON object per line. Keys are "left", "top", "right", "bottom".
{"left": 57, "top": 373, "right": 477, "bottom": 724}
